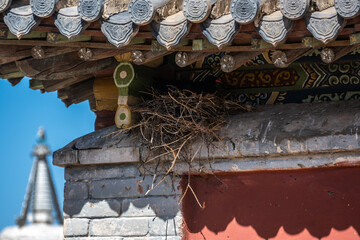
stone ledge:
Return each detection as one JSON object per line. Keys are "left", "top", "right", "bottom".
{"left": 54, "top": 101, "right": 360, "bottom": 169}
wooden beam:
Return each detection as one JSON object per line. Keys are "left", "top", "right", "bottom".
{"left": 7, "top": 77, "right": 22, "bottom": 86}
{"left": 0, "top": 46, "right": 32, "bottom": 65}
{"left": 16, "top": 52, "right": 83, "bottom": 77}
{"left": 271, "top": 48, "right": 313, "bottom": 68}
{"left": 78, "top": 48, "right": 127, "bottom": 61}
{"left": 0, "top": 39, "right": 352, "bottom": 52}
{"left": 31, "top": 46, "right": 78, "bottom": 59}
{"left": 220, "top": 52, "right": 263, "bottom": 72}
{"left": 132, "top": 50, "right": 171, "bottom": 65}
{"left": 34, "top": 58, "right": 118, "bottom": 80}
{"left": 174, "top": 52, "right": 212, "bottom": 67}
{"left": 41, "top": 75, "right": 94, "bottom": 92}
{"left": 320, "top": 45, "right": 360, "bottom": 63}
{"left": 58, "top": 78, "right": 94, "bottom": 107}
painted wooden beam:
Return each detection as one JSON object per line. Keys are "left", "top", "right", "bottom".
{"left": 220, "top": 51, "right": 262, "bottom": 72}
{"left": 175, "top": 52, "right": 211, "bottom": 67}
{"left": 271, "top": 48, "right": 313, "bottom": 68}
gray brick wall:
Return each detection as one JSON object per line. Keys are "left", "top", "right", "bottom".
{"left": 63, "top": 163, "right": 183, "bottom": 239}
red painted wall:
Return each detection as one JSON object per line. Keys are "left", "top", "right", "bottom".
{"left": 182, "top": 167, "right": 360, "bottom": 240}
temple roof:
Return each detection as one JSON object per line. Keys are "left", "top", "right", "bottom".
{"left": 0, "top": 0, "right": 358, "bottom": 49}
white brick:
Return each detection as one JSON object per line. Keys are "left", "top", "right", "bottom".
{"left": 65, "top": 238, "right": 123, "bottom": 240}
{"left": 90, "top": 218, "right": 149, "bottom": 237}
{"left": 64, "top": 199, "right": 121, "bottom": 218}
{"left": 64, "top": 218, "right": 89, "bottom": 237}
{"left": 149, "top": 216, "right": 182, "bottom": 236}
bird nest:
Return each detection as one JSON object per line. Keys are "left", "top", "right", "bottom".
{"left": 113, "top": 87, "right": 252, "bottom": 198}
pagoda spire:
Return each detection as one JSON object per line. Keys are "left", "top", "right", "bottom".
{"left": 16, "top": 127, "right": 63, "bottom": 227}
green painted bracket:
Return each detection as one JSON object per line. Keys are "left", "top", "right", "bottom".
{"left": 251, "top": 39, "right": 273, "bottom": 49}
{"left": 47, "top": 32, "right": 91, "bottom": 43}
{"left": 192, "top": 39, "right": 217, "bottom": 51}
{"left": 0, "top": 72, "right": 24, "bottom": 79}
{"left": 302, "top": 37, "right": 323, "bottom": 48}
{"left": 350, "top": 33, "right": 360, "bottom": 45}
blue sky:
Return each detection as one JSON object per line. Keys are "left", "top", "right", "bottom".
{"left": 0, "top": 78, "right": 95, "bottom": 231}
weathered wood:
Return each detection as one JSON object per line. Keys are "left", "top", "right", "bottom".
{"left": 16, "top": 52, "right": 83, "bottom": 77}
{"left": 271, "top": 48, "right": 313, "bottom": 67}
{"left": 132, "top": 50, "right": 171, "bottom": 65}
{"left": 220, "top": 51, "right": 262, "bottom": 72}
{"left": 35, "top": 57, "right": 118, "bottom": 80}
{"left": 41, "top": 75, "right": 94, "bottom": 92}
{"left": 0, "top": 39, "right": 353, "bottom": 52}
{"left": 29, "top": 79, "right": 44, "bottom": 90}
{"left": 320, "top": 48, "right": 335, "bottom": 63}
{"left": 31, "top": 46, "right": 78, "bottom": 59}
{"left": 320, "top": 45, "right": 360, "bottom": 63}
{"left": 78, "top": 48, "right": 127, "bottom": 61}
{"left": 7, "top": 77, "right": 22, "bottom": 86}
{"left": 0, "top": 46, "right": 32, "bottom": 64}
{"left": 58, "top": 78, "right": 94, "bottom": 107}
{"left": 0, "top": 62, "right": 19, "bottom": 75}
{"left": 175, "top": 52, "right": 211, "bottom": 67}
{"left": 95, "top": 110, "right": 115, "bottom": 130}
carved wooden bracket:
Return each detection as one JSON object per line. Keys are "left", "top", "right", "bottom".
{"left": 183, "top": 0, "right": 217, "bottom": 23}
{"left": 256, "top": 11, "right": 294, "bottom": 47}
{"left": 0, "top": 0, "right": 11, "bottom": 13}
{"left": 4, "top": 5, "right": 40, "bottom": 38}
{"left": 129, "top": 0, "right": 170, "bottom": 25}
{"left": 101, "top": 11, "right": 139, "bottom": 48}
{"left": 54, "top": 6, "right": 90, "bottom": 39}
{"left": 334, "top": 0, "right": 360, "bottom": 19}
{"left": 320, "top": 48, "right": 335, "bottom": 63}
{"left": 175, "top": 52, "right": 210, "bottom": 67}
{"left": 305, "top": 7, "right": 345, "bottom": 44}
{"left": 201, "top": 14, "right": 240, "bottom": 49}
{"left": 270, "top": 48, "right": 313, "bottom": 68}
{"left": 132, "top": 50, "right": 170, "bottom": 65}
{"left": 220, "top": 51, "right": 261, "bottom": 72}
{"left": 230, "top": 0, "right": 259, "bottom": 24}
{"left": 30, "top": 0, "right": 57, "bottom": 18}
{"left": 78, "top": 0, "right": 104, "bottom": 22}
{"left": 150, "top": 11, "right": 191, "bottom": 50}
{"left": 280, "top": 0, "right": 309, "bottom": 20}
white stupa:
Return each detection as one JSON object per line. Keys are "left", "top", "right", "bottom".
{"left": 0, "top": 128, "right": 63, "bottom": 240}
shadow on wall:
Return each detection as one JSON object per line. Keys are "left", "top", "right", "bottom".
{"left": 182, "top": 167, "right": 360, "bottom": 240}
{"left": 63, "top": 174, "right": 181, "bottom": 221}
